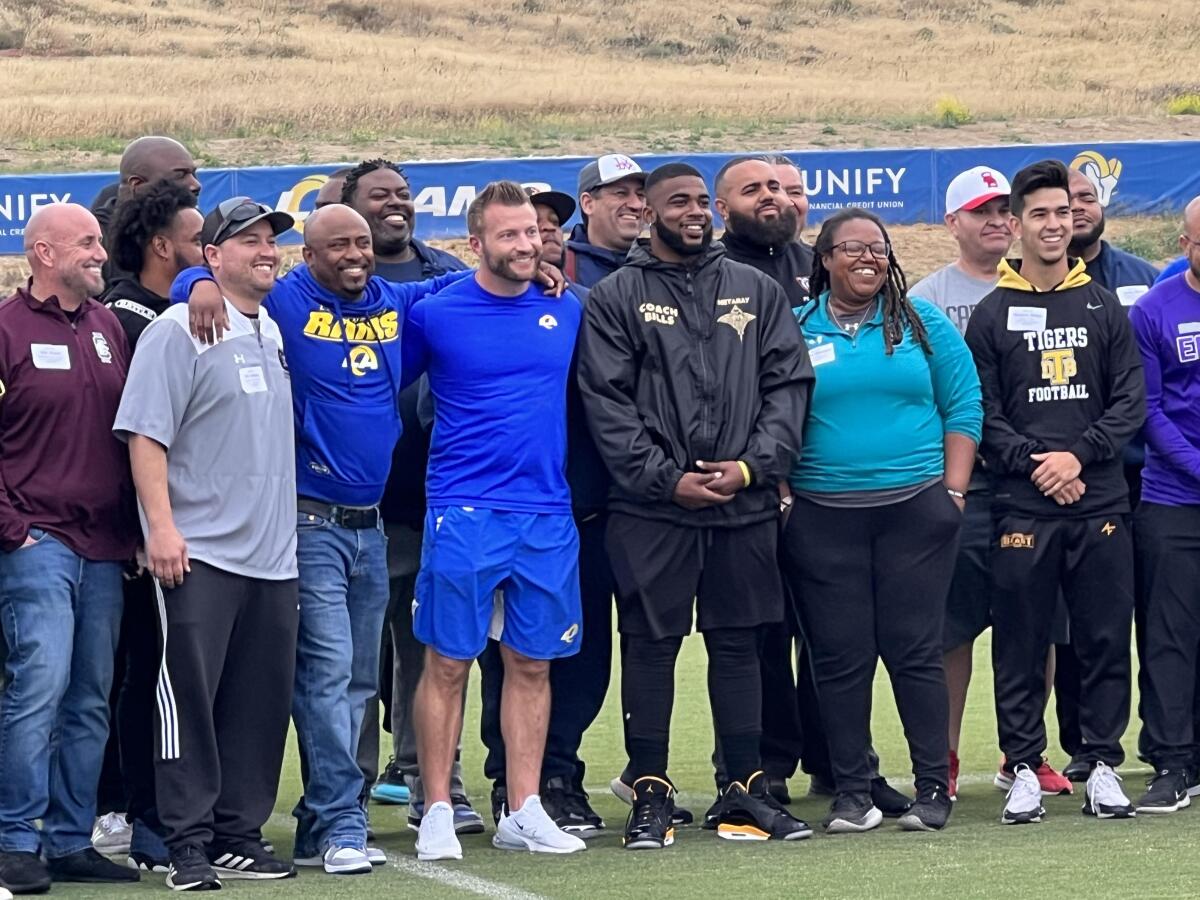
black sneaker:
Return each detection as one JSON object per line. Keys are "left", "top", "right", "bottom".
{"left": 701, "top": 793, "right": 722, "bottom": 830}
{"left": 715, "top": 774, "right": 812, "bottom": 841}
{"left": 871, "top": 776, "right": 913, "bottom": 817}
{"left": 623, "top": 777, "right": 676, "bottom": 850}
{"left": 166, "top": 845, "right": 221, "bottom": 891}
{"left": 898, "top": 784, "right": 953, "bottom": 831}
{"left": 0, "top": 850, "right": 51, "bottom": 894}
{"left": 370, "top": 757, "right": 411, "bottom": 805}
{"left": 208, "top": 840, "right": 295, "bottom": 880}
{"left": 1063, "top": 755, "right": 1091, "bottom": 783}
{"left": 47, "top": 847, "right": 139, "bottom": 883}
{"left": 1135, "top": 769, "right": 1191, "bottom": 815}
{"left": 823, "top": 791, "right": 883, "bottom": 834}
{"left": 764, "top": 774, "right": 792, "bottom": 805}
{"left": 490, "top": 783, "right": 508, "bottom": 826}
{"left": 127, "top": 850, "right": 170, "bottom": 873}
{"left": 613, "top": 773, "right": 693, "bottom": 827}
{"left": 541, "top": 777, "right": 605, "bottom": 838}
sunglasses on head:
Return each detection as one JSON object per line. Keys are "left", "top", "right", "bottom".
{"left": 211, "top": 196, "right": 273, "bottom": 245}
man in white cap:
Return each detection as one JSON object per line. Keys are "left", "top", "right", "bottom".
{"left": 563, "top": 155, "right": 646, "bottom": 288}
{"left": 910, "top": 165, "right": 1065, "bottom": 802}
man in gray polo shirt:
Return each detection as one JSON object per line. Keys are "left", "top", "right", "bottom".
{"left": 114, "top": 199, "right": 298, "bottom": 892}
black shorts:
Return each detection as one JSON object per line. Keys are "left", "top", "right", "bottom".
{"left": 604, "top": 513, "right": 784, "bottom": 639}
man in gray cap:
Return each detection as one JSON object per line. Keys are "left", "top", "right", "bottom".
{"left": 114, "top": 198, "right": 298, "bottom": 891}
{"left": 563, "top": 154, "right": 646, "bottom": 288}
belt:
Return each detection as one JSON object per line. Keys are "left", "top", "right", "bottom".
{"left": 297, "top": 497, "right": 380, "bottom": 530}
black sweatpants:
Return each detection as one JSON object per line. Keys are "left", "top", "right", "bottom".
{"left": 1136, "top": 502, "right": 1200, "bottom": 769}
{"left": 154, "top": 562, "right": 298, "bottom": 850}
{"left": 624, "top": 627, "right": 764, "bottom": 786}
{"left": 992, "top": 513, "right": 1133, "bottom": 771}
{"left": 784, "top": 485, "right": 960, "bottom": 794}
{"left": 481, "top": 513, "right": 615, "bottom": 788}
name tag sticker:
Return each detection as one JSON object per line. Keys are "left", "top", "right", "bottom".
{"left": 1179, "top": 322, "right": 1200, "bottom": 335}
{"left": 809, "top": 343, "right": 836, "bottom": 366}
{"left": 30, "top": 343, "right": 70, "bottom": 370}
{"left": 1007, "top": 307, "right": 1047, "bottom": 332}
{"left": 239, "top": 365, "right": 267, "bottom": 394}
{"left": 1116, "top": 285, "right": 1149, "bottom": 306}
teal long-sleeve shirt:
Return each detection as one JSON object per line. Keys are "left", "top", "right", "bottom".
{"left": 789, "top": 292, "right": 983, "bottom": 493}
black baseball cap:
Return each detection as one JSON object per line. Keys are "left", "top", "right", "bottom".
{"left": 524, "top": 186, "right": 576, "bottom": 224}
{"left": 201, "top": 196, "right": 295, "bottom": 247}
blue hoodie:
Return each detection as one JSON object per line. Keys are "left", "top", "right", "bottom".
{"left": 563, "top": 223, "right": 629, "bottom": 289}
{"left": 171, "top": 264, "right": 472, "bottom": 507}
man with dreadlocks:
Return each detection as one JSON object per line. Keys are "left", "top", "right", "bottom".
{"left": 783, "top": 207, "right": 982, "bottom": 834}
{"left": 578, "top": 162, "right": 814, "bottom": 850}
{"left": 964, "top": 160, "right": 1145, "bottom": 826}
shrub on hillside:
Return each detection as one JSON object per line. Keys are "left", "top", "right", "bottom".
{"left": 934, "top": 95, "right": 973, "bottom": 127}
{"left": 1166, "top": 94, "right": 1200, "bottom": 115}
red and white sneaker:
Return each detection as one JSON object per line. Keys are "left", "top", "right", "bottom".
{"left": 948, "top": 751, "right": 960, "bottom": 801}
{"left": 994, "top": 757, "right": 1072, "bottom": 796}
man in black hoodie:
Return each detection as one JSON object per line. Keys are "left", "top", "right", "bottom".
{"left": 578, "top": 163, "right": 815, "bottom": 850}
{"left": 93, "top": 180, "right": 204, "bottom": 872}
{"left": 964, "top": 160, "right": 1145, "bottom": 826}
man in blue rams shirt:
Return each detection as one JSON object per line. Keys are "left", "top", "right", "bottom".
{"left": 401, "top": 181, "right": 587, "bottom": 861}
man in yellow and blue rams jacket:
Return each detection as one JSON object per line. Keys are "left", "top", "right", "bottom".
{"left": 964, "top": 161, "right": 1145, "bottom": 827}
{"left": 171, "top": 203, "right": 473, "bottom": 875}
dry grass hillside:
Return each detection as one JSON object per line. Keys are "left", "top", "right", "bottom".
{"left": 0, "top": 0, "right": 1197, "bottom": 168}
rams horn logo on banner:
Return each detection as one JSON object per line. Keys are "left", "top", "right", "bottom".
{"left": 1070, "top": 150, "right": 1123, "bottom": 208}
{"left": 277, "top": 174, "right": 330, "bottom": 234}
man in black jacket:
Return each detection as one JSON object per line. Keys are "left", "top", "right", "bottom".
{"left": 964, "top": 160, "right": 1145, "bottom": 826}
{"left": 578, "top": 163, "right": 815, "bottom": 850}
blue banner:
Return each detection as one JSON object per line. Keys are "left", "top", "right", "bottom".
{"left": 0, "top": 141, "right": 1194, "bottom": 254}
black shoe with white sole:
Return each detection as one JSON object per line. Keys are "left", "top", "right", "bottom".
{"left": 166, "top": 845, "right": 221, "bottom": 892}
{"left": 1135, "top": 769, "right": 1191, "bottom": 815}
{"left": 623, "top": 777, "right": 676, "bottom": 850}
{"left": 208, "top": 840, "right": 295, "bottom": 881}
{"left": 898, "top": 785, "right": 953, "bottom": 831}
{"left": 870, "top": 777, "right": 913, "bottom": 818}
{"left": 823, "top": 792, "right": 883, "bottom": 834}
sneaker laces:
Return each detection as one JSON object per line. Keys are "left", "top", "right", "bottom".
{"left": 1088, "top": 764, "right": 1129, "bottom": 807}
{"left": 1006, "top": 767, "right": 1042, "bottom": 811}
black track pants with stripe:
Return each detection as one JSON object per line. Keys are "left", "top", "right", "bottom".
{"left": 153, "top": 561, "right": 298, "bottom": 850}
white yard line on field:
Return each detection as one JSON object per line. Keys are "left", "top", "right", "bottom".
{"left": 390, "top": 855, "right": 552, "bottom": 900}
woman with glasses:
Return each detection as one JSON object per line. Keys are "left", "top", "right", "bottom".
{"left": 782, "top": 208, "right": 982, "bottom": 835}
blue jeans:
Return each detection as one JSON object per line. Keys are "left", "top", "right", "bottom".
{"left": 0, "top": 530, "right": 123, "bottom": 857}
{"left": 292, "top": 514, "right": 389, "bottom": 854}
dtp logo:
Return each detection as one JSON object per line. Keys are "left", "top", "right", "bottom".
{"left": 1070, "top": 150, "right": 1123, "bottom": 208}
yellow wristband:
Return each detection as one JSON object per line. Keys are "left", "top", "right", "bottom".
{"left": 736, "top": 461, "right": 752, "bottom": 487}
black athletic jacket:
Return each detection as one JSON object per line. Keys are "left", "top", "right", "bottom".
{"left": 964, "top": 258, "right": 1145, "bottom": 517}
{"left": 578, "top": 241, "right": 814, "bottom": 527}
{"left": 720, "top": 230, "right": 813, "bottom": 308}
{"left": 100, "top": 276, "right": 169, "bottom": 352}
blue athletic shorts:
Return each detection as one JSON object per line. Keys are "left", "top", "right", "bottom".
{"left": 413, "top": 506, "right": 582, "bottom": 661}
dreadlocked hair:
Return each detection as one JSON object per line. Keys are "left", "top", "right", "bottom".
{"left": 801, "top": 207, "right": 931, "bottom": 356}
{"left": 341, "top": 158, "right": 408, "bottom": 205}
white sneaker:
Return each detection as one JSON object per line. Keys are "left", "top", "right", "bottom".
{"left": 1084, "top": 762, "right": 1136, "bottom": 819}
{"left": 493, "top": 795, "right": 587, "bottom": 854}
{"left": 322, "top": 845, "right": 372, "bottom": 875}
{"left": 91, "top": 812, "right": 132, "bottom": 855}
{"left": 1000, "top": 764, "right": 1045, "bottom": 824}
{"left": 0, "top": 885, "right": 12, "bottom": 900}
{"left": 416, "top": 801, "right": 463, "bottom": 861}
{"left": 367, "top": 846, "right": 387, "bottom": 865}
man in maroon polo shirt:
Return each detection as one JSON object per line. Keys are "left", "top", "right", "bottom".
{"left": 0, "top": 204, "right": 140, "bottom": 893}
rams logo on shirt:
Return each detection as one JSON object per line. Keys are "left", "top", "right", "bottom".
{"left": 303, "top": 309, "right": 399, "bottom": 343}
{"left": 342, "top": 345, "right": 379, "bottom": 377}
{"left": 539, "top": 314, "right": 558, "bottom": 330}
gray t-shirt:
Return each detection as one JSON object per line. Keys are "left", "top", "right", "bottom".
{"left": 114, "top": 301, "right": 298, "bottom": 580}
{"left": 910, "top": 263, "right": 998, "bottom": 336}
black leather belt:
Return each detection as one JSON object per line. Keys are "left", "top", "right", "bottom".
{"left": 297, "top": 497, "right": 380, "bottom": 530}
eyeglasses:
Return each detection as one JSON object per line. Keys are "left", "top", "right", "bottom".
{"left": 210, "top": 196, "right": 272, "bottom": 245}
{"left": 832, "top": 240, "right": 891, "bottom": 259}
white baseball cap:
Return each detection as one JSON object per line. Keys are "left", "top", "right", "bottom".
{"left": 577, "top": 154, "right": 646, "bottom": 196}
{"left": 945, "top": 166, "right": 1011, "bottom": 214}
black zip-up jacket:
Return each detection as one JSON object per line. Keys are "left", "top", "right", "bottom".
{"left": 964, "top": 257, "right": 1145, "bottom": 517}
{"left": 720, "top": 230, "right": 814, "bottom": 309}
{"left": 578, "top": 241, "right": 814, "bottom": 527}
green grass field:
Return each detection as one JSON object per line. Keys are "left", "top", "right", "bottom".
{"left": 52, "top": 632, "right": 1198, "bottom": 899}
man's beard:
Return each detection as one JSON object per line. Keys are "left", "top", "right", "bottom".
{"left": 484, "top": 249, "right": 537, "bottom": 284}
{"left": 725, "top": 206, "right": 798, "bottom": 249}
{"left": 654, "top": 218, "right": 713, "bottom": 257}
{"left": 370, "top": 223, "right": 411, "bottom": 257}
{"left": 1068, "top": 216, "right": 1105, "bottom": 256}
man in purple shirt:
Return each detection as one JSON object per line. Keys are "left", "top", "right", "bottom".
{"left": 0, "top": 204, "right": 139, "bottom": 893}
{"left": 1128, "top": 195, "right": 1200, "bottom": 814}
